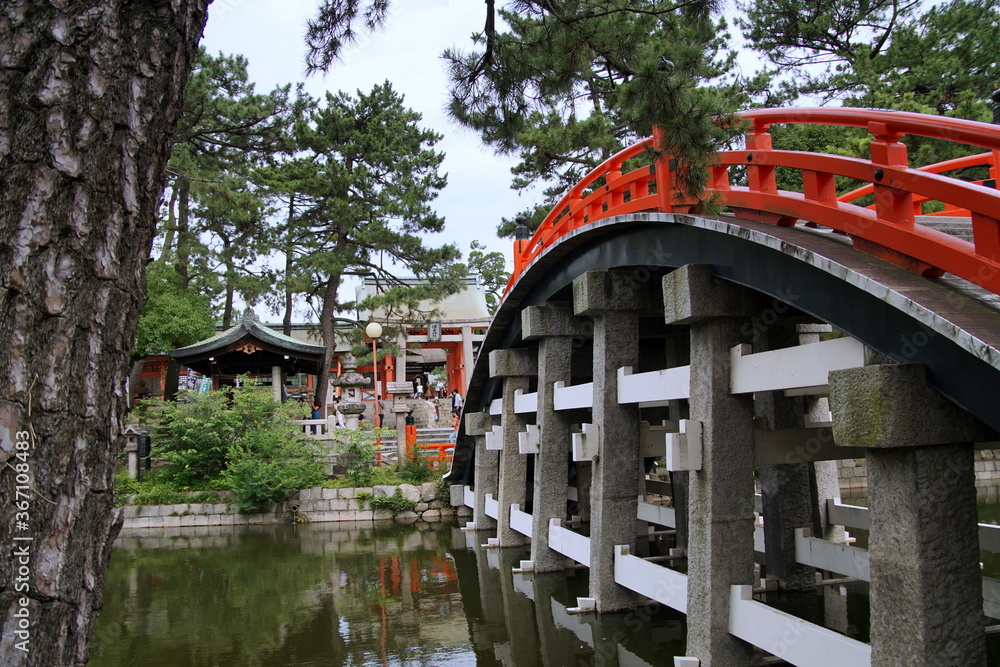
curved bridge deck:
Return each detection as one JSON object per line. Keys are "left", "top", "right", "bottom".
{"left": 448, "top": 109, "right": 1000, "bottom": 666}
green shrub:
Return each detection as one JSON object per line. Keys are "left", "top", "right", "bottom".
{"left": 397, "top": 449, "right": 436, "bottom": 484}
{"left": 123, "top": 482, "right": 187, "bottom": 507}
{"left": 435, "top": 478, "right": 450, "bottom": 503}
{"left": 114, "top": 469, "right": 141, "bottom": 497}
{"left": 150, "top": 379, "right": 313, "bottom": 489}
{"left": 151, "top": 389, "right": 239, "bottom": 485}
{"left": 188, "top": 491, "right": 223, "bottom": 503}
{"left": 366, "top": 488, "right": 416, "bottom": 515}
{"left": 222, "top": 422, "right": 326, "bottom": 513}
{"left": 334, "top": 427, "right": 392, "bottom": 487}
{"left": 370, "top": 465, "right": 405, "bottom": 486}
{"left": 131, "top": 379, "right": 324, "bottom": 511}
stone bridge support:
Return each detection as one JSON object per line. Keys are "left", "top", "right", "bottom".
{"left": 831, "top": 363, "right": 990, "bottom": 665}
{"left": 522, "top": 302, "right": 590, "bottom": 573}
{"left": 466, "top": 410, "right": 498, "bottom": 531}
{"left": 758, "top": 324, "right": 830, "bottom": 591}
{"left": 490, "top": 348, "right": 537, "bottom": 548}
{"left": 665, "top": 265, "right": 758, "bottom": 666}
{"left": 574, "top": 269, "right": 658, "bottom": 613}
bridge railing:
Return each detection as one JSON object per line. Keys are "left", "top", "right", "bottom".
{"left": 837, "top": 151, "right": 999, "bottom": 215}
{"left": 510, "top": 137, "right": 659, "bottom": 281}
{"left": 506, "top": 107, "right": 1000, "bottom": 297}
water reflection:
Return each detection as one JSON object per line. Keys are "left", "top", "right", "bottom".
{"left": 89, "top": 522, "right": 686, "bottom": 666}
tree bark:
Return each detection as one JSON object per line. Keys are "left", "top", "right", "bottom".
{"left": 0, "top": 2, "right": 209, "bottom": 665}
{"left": 282, "top": 193, "right": 295, "bottom": 336}
{"left": 316, "top": 273, "right": 343, "bottom": 406}
{"left": 127, "top": 360, "right": 145, "bottom": 410}
{"left": 160, "top": 185, "right": 179, "bottom": 257}
{"left": 174, "top": 176, "right": 192, "bottom": 289}
{"left": 221, "top": 235, "right": 234, "bottom": 328}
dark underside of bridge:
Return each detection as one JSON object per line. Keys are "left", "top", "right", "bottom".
{"left": 448, "top": 212, "right": 1000, "bottom": 483}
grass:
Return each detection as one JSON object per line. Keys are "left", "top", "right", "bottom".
{"left": 321, "top": 465, "right": 435, "bottom": 489}
{"left": 116, "top": 461, "right": 446, "bottom": 506}
{"left": 367, "top": 488, "right": 417, "bottom": 515}
{"left": 114, "top": 469, "right": 224, "bottom": 507}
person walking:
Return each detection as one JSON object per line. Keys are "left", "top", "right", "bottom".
{"left": 424, "top": 396, "right": 438, "bottom": 426}
{"left": 310, "top": 397, "right": 322, "bottom": 434}
{"left": 333, "top": 395, "right": 346, "bottom": 428}
{"left": 450, "top": 388, "right": 463, "bottom": 416}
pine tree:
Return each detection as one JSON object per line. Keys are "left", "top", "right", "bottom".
{"left": 0, "top": 3, "right": 209, "bottom": 663}
{"left": 160, "top": 48, "right": 298, "bottom": 322}
{"left": 307, "top": 1, "right": 750, "bottom": 235}
{"left": 289, "top": 82, "right": 464, "bottom": 403}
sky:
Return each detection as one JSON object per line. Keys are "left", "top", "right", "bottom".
{"left": 200, "top": 0, "right": 533, "bottom": 320}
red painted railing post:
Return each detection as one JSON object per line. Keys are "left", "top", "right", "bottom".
{"left": 746, "top": 123, "right": 777, "bottom": 194}
{"left": 867, "top": 121, "right": 916, "bottom": 225}
{"left": 513, "top": 237, "right": 528, "bottom": 276}
{"left": 651, "top": 126, "right": 673, "bottom": 212}
{"left": 608, "top": 159, "right": 624, "bottom": 209}
{"left": 802, "top": 170, "right": 837, "bottom": 205}
{"left": 979, "top": 150, "right": 1000, "bottom": 264}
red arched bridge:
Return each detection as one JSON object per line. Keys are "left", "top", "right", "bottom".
{"left": 445, "top": 108, "right": 1000, "bottom": 666}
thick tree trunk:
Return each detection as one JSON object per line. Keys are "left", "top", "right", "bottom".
{"left": 282, "top": 195, "right": 295, "bottom": 336}
{"left": 127, "top": 360, "right": 145, "bottom": 410}
{"left": 160, "top": 185, "right": 179, "bottom": 257}
{"left": 0, "top": 2, "right": 209, "bottom": 665}
{"left": 220, "top": 234, "right": 234, "bottom": 328}
{"left": 282, "top": 271, "right": 294, "bottom": 335}
{"left": 174, "top": 176, "right": 192, "bottom": 289}
{"left": 316, "top": 274, "right": 342, "bottom": 406}
{"left": 223, "top": 283, "right": 235, "bottom": 329}
{"left": 163, "top": 358, "right": 181, "bottom": 402}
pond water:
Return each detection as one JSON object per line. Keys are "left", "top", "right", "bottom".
{"left": 88, "top": 515, "right": 999, "bottom": 665}
{"left": 89, "top": 520, "right": 691, "bottom": 666}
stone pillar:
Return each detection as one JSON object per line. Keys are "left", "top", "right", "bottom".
{"left": 665, "top": 331, "right": 690, "bottom": 552}
{"left": 760, "top": 463, "right": 815, "bottom": 588}
{"left": 575, "top": 463, "right": 592, "bottom": 522}
{"left": 461, "top": 325, "right": 475, "bottom": 392}
{"left": 125, "top": 441, "right": 140, "bottom": 480}
{"left": 271, "top": 365, "right": 282, "bottom": 401}
{"left": 490, "top": 348, "right": 537, "bottom": 547}
{"left": 665, "top": 265, "right": 758, "bottom": 666}
{"left": 830, "top": 363, "right": 989, "bottom": 665}
{"left": 573, "top": 269, "right": 656, "bottom": 613}
{"left": 466, "top": 410, "right": 498, "bottom": 531}
{"left": 523, "top": 302, "right": 591, "bottom": 572}
{"left": 390, "top": 400, "right": 411, "bottom": 463}
{"left": 798, "top": 324, "right": 845, "bottom": 543}
{"left": 395, "top": 331, "right": 407, "bottom": 386}
{"left": 758, "top": 325, "right": 817, "bottom": 590}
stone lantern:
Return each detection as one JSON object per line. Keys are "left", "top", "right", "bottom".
{"left": 331, "top": 353, "right": 371, "bottom": 430}
{"left": 123, "top": 424, "right": 151, "bottom": 480}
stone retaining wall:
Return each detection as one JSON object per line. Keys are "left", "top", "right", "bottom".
{"left": 838, "top": 448, "right": 1000, "bottom": 493}
{"left": 118, "top": 482, "right": 473, "bottom": 530}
